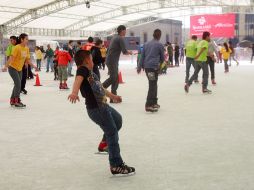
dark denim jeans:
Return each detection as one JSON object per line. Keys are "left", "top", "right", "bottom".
{"left": 188, "top": 61, "right": 209, "bottom": 89}
{"left": 103, "top": 63, "right": 119, "bottom": 95}
{"left": 87, "top": 104, "right": 123, "bottom": 167}
{"left": 185, "top": 57, "right": 198, "bottom": 83}
{"left": 145, "top": 68, "right": 158, "bottom": 107}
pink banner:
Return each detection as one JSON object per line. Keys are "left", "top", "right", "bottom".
{"left": 190, "top": 13, "right": 236, "bottom": 38}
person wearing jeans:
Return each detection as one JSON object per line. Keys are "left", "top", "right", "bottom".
{"left": 220, "top": 42, "right": 232, "bottom": 73}
{"left": 138, "top": 29, "right": 164, "bottom": 112}
{"left": 102, "top": 25, "right": 132, "bottom": 102}
{"left": 68, "top": 50, "right": 135, "bottom": 175}
{"left": 185, "top": 31, "right": 212, "bottom": 94}
{"left": 185, "top": 35, "right": 198, "bottom": 83}
{"left": 44, "top": 44, "right": 54, "bottom": 72}
{"left": 2, "top": 33, "right": 37, "bottom": 107}
{"left": 145, "top": 68, "right": 159, "bottom": 109}
{"left": 207, "top": 40, "right": 219, "bottom": 85}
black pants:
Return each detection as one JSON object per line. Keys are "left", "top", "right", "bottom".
{"left": 27, "top": 65, "right": 34, "bottom": 79}
{"left": 175, "top": 54, "right": 179, "bottom": 66}
{"left": 54, "top": 61, "right": 58, "bottom": 79}
{"left": 251, "top": 53, "right": 254, "bottom": 63}
{"left": 168, "top": 56, "right": 173, "bottom": 65}
{"left": 103, "top": 63, "right": 119, "bottom": 95}
{"left": 21, "top": 65, "right": 27, "bottom": 91}
{"left": 145, "top": 68, "right": 158, "bottom": 107}
{"left": 207, "top": 56, "right": 215, "bottom": 80}
{"left": 93, "top": 65, "right": 100, "bottom": 81}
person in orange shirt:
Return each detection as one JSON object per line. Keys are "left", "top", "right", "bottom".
{"left": 2, "top": 33, "right": 37, "bottom": 108}
{"left": 220, "top": 42, "right": 232, "bottom": 73}
{"left": 82, "top": 37, "right": 94, "bottom": 51}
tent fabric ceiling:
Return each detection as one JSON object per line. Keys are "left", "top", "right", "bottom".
{"left": 0, "top": 0, "right": 252, "bottom": 32}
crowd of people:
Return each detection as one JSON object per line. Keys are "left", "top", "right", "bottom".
{"left": 1, "top": 24, "right": 254, "bottom": 176}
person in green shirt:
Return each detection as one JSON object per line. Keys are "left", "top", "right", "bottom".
{"left": 44, "top": 44, "right": 54, "bottom": 72}
{"left": 167, "top": 42, "right": 173, "bottom": 66}
{"left": 185, "top": 35, "right": 198, "bottom": 83}
{"left": 5, "top": 36, "right": 17, "bottom": 61}
{"left": 185, "top": 31, "right": 212, "bottom": 94}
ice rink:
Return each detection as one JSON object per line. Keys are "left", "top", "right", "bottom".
{"left": 1, "top": 58, "right": 254, "bottom": 190}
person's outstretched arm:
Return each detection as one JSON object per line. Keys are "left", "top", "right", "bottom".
{"left": 68, "top": 76, "right": 84, "bottom": 103}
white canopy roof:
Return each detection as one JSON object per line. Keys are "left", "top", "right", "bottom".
{"left": 0, "top": 0, "right": 253, "bottom": 37}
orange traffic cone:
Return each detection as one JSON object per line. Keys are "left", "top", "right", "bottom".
{"left": 34, "top": 74, "right": 42, "bottom": 86}
{"left": 118, "top": 71, "right": 124, "bottom": 84}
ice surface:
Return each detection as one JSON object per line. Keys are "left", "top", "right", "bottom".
{"left": 0, "top": 58, "right": 254, "bottom": 190}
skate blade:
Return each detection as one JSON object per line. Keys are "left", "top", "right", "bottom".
{"left": 111, "top": 172, "right": 136, "bottom": 178}
{"left": 94, "top": 152, "right": 108, "bottom": 155}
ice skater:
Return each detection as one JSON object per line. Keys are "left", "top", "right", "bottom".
{"left": 2, "top": 33, "right": 37, "bottom": 108}
{"left": 91, "top": 39, "right": 103, "bottom": 80}
{"left": 184, "top": 31, "right": 212, "bottom": 94}
{"left": 185, "top": 35, "right": 198, "bottom": 84}
{"left": 56, "top": 45, "right": 72, "bottom": 89}
{"left": 207, "top": 40, "right": 219, "bottom": 85}
{"left": 220, "top": 42, "right": 232, "bottom": 73}
{"left": 229, "top": 41, "right": 239, "bottom": 66}
{"left": 102, "top": 25, "right": 132, "bottom": 103}
{"left": 68, "top": 50, "right": 135, "bottom": 175}
{"left": 137, "top": 29, "right": 164, "bottom": 112}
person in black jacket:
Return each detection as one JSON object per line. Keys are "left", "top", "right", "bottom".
{"left": 91, "top": 39, "right": 103, "bottom": 80}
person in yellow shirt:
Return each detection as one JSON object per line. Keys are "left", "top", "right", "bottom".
{"left": 2, "top": 33, "right": 37, "bottom": 108}
{"left": 220, "top": 42, "right": 232, "bottom": 73}
{"left": 100, "top": 45, "right": 107, "bottom": 70}
{"left": 35, "top": 46, "right": 43, "bottom": 71}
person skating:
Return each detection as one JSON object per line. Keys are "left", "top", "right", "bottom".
{"left": 220, "top": 42, "right": 232, "bottom": 73}
{"left": 184, "top": 31, "right": 212, "bottom": 94}
{"left": 102, "top": 25, "right": 132, "bottom": 103}
{"left": 229, "top": 41, "right": 239, "bottom": 66}
{"left": 174, "top": 44, "right": 180, "bottom": 67}
{"left": 100, "top": 45, "right": 107, "bottom": 70}
{"left": 67, "top": 40, "right": 75, "bottom": 77}
{"left": 35, "top": 46, "right": 43, "bottom": 71}
{"left": 167, "top": 42, "right": 173, "bottom": 67}
{"left": 44, "top": 44, "right": 54, "bottom": 72}
{"left": 56, "top": 45, "right": 72, "bottom": 89}
{"left": 5, "top": 36, "right": 17, "bottom": 61}
{"left": 91, "top": 39, "right": 103, "bottom": 80}
{"left": 53, "top": 46, "right": 59, "bottom": 80}
{"left": 2, "top": 33, "right": 37, "bottom": 108}
{"left": 207, "top": 40, "right": 219, "bottom": 85}
{"left": 185, "top": 35, "right": 199, "bottom": 84}
{"left": 68, "top": 50, "right": 135, "bottom": 176}
{"left": 137, "top": 29, "right": 164, "bottom": 112}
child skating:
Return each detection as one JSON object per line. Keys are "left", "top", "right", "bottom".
{"left": 68, "top": 50, "right": 135, "bottom": 176}
{"left": 57, "top": 45, "right": 72, "bottom": 89}
{"left": 220, "top": 42, "right": 232, "bottom": 73}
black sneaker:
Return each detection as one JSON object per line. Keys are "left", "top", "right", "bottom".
{"left": 111, "top": 163, "right": 135, "bottom": 176}
{"left": 21, "top": 89, "right": 27, "bottom": 95}
{"left": 203, "top": 89, "right": 212, "bottom": 94}
{"left": 145, "top": 106, "right": 158, "bottom": 112}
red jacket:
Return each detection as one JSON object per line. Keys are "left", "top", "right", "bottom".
{"left": 57, "top": 50, "right": 72, "bottom": 66}
{"left": 82, "top": 42, "right": 94, "bottom": 51}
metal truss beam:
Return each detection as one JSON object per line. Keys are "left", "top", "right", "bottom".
{"left": 64, "top": 0, "right": 252, "bottom": 31}
{"left": 2, "top": 0, "right": 99, "bottom": 32}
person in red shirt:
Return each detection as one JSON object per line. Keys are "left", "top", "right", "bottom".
{"left": 56, "top": 45, "right": 72, "bottom": 89}
{"left": 82, "top": 37, "right": 94, "bottom": 51}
